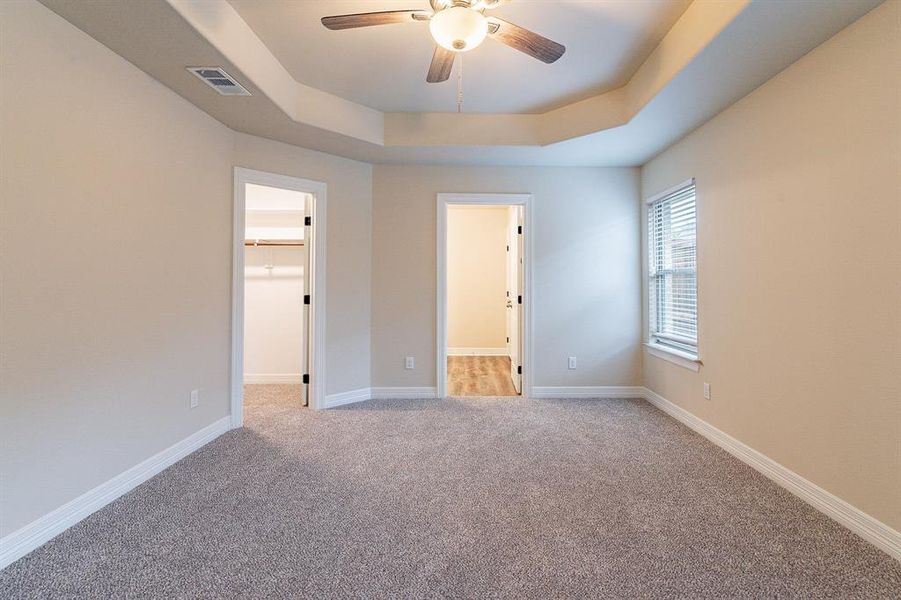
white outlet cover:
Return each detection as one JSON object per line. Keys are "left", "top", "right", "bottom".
{"left": 703, "top": 383, "right": 711, "bottom": 400}
{"left": 190, "top": 389, "right": 199, "bottom": 409}
{"left": 405, "top": 356, "right": 415, "bottom": 370}
{"left": 568, "top": 356, "right": 577, "bottom": 370}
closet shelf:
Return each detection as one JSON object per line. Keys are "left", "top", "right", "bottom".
{"left": 244, "top": 226, "right": 304, "bottom": 246}
{"left": 244, "top": 239, "right": 304, "bottom": 247}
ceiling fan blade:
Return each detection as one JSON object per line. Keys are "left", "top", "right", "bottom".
{"left": 427, "top": 46, "right": 456, "bottom": 83}
{"left": 321, "top": 10, "right": 430, "bottom": 31}
{"left": 487, "top": 18, "right": 565, "bottom": 64}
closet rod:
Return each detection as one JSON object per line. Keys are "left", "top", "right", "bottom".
{"left": 244, "top": 240, "right": 304, "bottom": 247}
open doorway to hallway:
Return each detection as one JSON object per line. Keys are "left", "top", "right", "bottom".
{"left": 445, "top": 204, "right": 524, "bottom": 397}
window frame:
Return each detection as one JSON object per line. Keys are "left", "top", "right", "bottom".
{"left": 645, "top": 178, "right": 700, "bottom": 366}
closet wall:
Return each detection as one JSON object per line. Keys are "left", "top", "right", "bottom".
{"left": 233, "top": 133, "right": 374, "bottom": 396}
{"left": 243, "top": 185, "right": 307, "bottom": 382}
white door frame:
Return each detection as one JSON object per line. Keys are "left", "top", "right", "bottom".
{"left": 231, "top": 167, "right": 328, "bottom": 426}
{"left": 437, "top": 193, "right": 533, "bottom": 398}
{"left": 505, "top": 205, "right": 524, "bottom": 393}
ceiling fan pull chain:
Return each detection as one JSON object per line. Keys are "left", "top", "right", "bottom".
{"left": 457, "top": 53, "right": 464, "bottom": 113}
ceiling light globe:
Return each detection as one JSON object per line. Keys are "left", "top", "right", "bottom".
{"left": 429, "top": 6, "right": 488, "bottom": 52}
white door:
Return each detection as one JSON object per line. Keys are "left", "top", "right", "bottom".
{"left": 301, "top": 193, "right": 313, "bottom": 406}
{"left": 506, "top": 206, "right": 523, "bottom": 393}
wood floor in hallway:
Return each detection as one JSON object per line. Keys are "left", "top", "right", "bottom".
{"left": 448, "top": 355, "right": 519, "bottom": 396}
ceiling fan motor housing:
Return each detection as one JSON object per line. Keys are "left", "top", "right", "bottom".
{"left": 430, "top": 0, "right": 504, "bottom": 8}
{"left": 429, "top": 3, "right": 489, "bottom": 52}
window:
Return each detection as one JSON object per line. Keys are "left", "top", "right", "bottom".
{"left": 648, "top": 180, "right": 697, "bottom": 358}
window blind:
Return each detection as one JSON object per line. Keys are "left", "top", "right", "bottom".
{"left": 648, "top": 181, "right": 697, "bottom": 356}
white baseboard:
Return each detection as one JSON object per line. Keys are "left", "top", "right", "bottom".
{"left": 641, "top": 387, "right": 901, "bottom": 562}
{"left": 0, "top": 415, "right": 231, "bottom": 570}
{"left": 448, "top": 347, "right": 508, "bottom": 356}
{"left": 323, "top": 387, "right": 439, "bottom": 408}
{"left": 370, "top": 387, "right": 438, "bottom": 399}
{"left": 530, "top": 386, "right": 646, "bottom": 399}
{"left": 243, "top": 374, "right": 302, "bottom": 384}
{"left": 324, "top": 387, "right": 372, "bottom": 408}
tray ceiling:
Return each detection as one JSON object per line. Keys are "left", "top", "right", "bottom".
{"left": 36, "top": 0, "right": 883, "bottom": 166}
{"left": 227, "top": 0, "right": 692, "bottom": 113}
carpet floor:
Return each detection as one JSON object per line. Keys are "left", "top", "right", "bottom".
{"left": 2, "top": 385, "right": 899, "bottom": 598}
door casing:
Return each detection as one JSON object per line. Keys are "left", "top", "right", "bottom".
{"left": 505, "top": 206, "right": 524, "bottom": 393}
{"left": 231, "top": 167, "right": 328, "bottom": 425}
{"left": 436, "top": 193, "right": 533, "bottom": 398}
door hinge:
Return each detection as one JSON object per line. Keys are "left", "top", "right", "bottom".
{"left": 517, "top": 295, "right": 522, "bottom": 304}
{"left": 506, "top": 336, "right": 510, "bottom": 343}
{"left": 305, "top": 216, "right": 312, "bottom": 226}
{"left": 303, "top": 294, "right": 310, "bottom": 305}
{"left": 517, "top": 365, "right": 522, "bottom": 375}
{"left": 506, "top": 244, "right": 509, "bottom": 251}
{"left": 302, "top": 373, "right": 309, "bottom": 384}
{"left": 517, "top": 225, "right": 522, "bottom": 234}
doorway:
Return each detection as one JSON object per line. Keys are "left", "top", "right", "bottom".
{"left": 231, "top": 168, "right": 327, "bottom": 426}
{"left": 437, "top": 193, "right": 532, "bottom": 398}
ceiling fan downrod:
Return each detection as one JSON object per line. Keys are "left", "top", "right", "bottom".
{"left": 457, "top": 54, "right": 464, "bottom": 113}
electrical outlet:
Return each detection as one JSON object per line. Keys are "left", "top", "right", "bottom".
{"left": 190, "top": 389, "right": 199, "bottom": 409}
{"left": 405, "top": 356, "right": 415, "bottom": 370}
{"left": 703, "top": 383, "right": 711, "bottom": 400}
{"left": 568, "top": 356, "right": 577, "bottom": 370}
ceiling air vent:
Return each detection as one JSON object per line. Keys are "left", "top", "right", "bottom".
{"left": 187, "top": 67, "right": 251, "bottom": 96}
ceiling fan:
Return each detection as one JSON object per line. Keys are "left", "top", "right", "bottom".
{"left": 321, "top": 0, "right": 566, "bottom": 83}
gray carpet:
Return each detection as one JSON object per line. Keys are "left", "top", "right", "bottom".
{"left": 2, "top": 386, "right": 899, "bottom": 598}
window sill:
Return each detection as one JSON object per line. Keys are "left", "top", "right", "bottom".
{"left": 644, "top": 342, "right": 701, "bottom": 372}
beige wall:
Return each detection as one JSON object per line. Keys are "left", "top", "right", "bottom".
{"left": 0, "top": 0, "right": 235, "bottom": 536}
{"left": 0, "top": 0, "right": 373, "bottom": 536}
{"left": 447, "top": 207, "right": 509, "bottom": 350}
{"left": 372, "top": 166, "right": 641, "bottom": 388}
{"left": 641, "top": 0, "right": 901, "bottom": 530}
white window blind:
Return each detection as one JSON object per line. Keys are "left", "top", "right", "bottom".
{"left": 648, "top": 181, "right": 697, "bottom": 356}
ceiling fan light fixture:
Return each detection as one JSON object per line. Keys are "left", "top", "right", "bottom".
{"left": 429, "top": 6, "right": 488, "bottom": 52}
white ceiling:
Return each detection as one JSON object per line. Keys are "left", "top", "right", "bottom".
{"left": 227, "top": 0, "right": 691, "bottom": 113}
